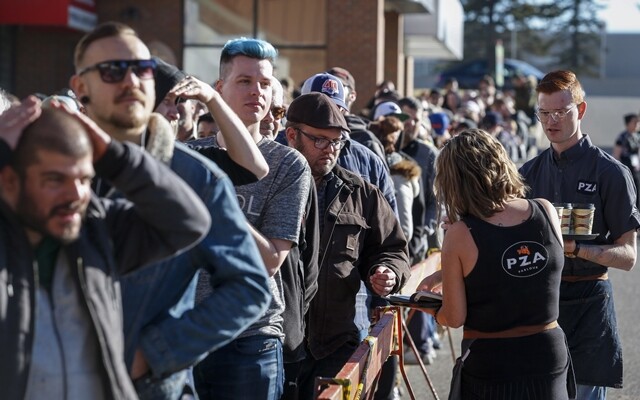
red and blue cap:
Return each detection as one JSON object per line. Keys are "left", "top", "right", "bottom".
{"left": 300, "top": 73, "right": 348, "bottom": 110}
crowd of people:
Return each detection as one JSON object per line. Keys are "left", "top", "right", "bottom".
{"left": 0, "top": 20, "right": 638, "bottom": 400}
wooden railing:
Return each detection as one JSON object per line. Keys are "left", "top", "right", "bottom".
{"left": 314, "top": 309, "right": 398, "bottom": 400}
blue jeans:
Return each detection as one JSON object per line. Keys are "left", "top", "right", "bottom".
{"left": 406, "top": 310, "right": 435, "bottom": 355}
{"left": 194, "top": 335, "right": 283, "bottom": 400}
{"left": 576, "top": 385, "right": 606, "bottom": 400}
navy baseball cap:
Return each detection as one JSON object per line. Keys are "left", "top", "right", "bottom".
{"left": 300, "top": 73, "right": 348, "bottom": 110}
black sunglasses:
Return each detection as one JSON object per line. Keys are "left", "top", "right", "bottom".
{"left": 78, "top": 59, "right": 157, "bottom": 83}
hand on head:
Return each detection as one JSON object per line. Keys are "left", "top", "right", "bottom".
{"left": 0, "top": 95, "right": 42, "bottom": 150}
{"left": 44, "top": 95, "right": 112, "bottom": 161}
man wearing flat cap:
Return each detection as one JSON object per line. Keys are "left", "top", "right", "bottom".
{"left": 284, "top": 92, "right": 410, "bottom": 399}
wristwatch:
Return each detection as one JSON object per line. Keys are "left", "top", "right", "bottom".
{"left": 565, "top": 242, "right": 580, "bottom": 258}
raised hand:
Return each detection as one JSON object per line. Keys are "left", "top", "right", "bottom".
{"left": 168, "top": 75, "right": 216, "bottom": 104}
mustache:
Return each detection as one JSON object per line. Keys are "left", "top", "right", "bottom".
{"left": 115, "top": 89, "right": 146, "bottom": 104}
{"left": 50, "top": 201, "right": 84, "bottom": 218}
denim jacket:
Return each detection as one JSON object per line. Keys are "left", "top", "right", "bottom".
{"left": 119, "top": 142, "right": 271, "bottom": 386}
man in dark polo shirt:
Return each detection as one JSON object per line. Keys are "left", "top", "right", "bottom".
{"left": 520, "top": 70, "right": 640, "bottom": 400}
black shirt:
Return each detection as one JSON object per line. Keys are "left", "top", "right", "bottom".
{"left": 519, "top": 135, "right": 640, "bottom": 275}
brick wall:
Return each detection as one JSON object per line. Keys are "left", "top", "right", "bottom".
{"left": 326, "top": 0, "right": 384, "bottom": 114}
{"left": 97, "top": 0, "right": 184, "bottom": 66}
{"left": 14, "top": 27, "right": 82, "bottom": 98}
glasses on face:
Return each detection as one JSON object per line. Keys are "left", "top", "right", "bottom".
{"left": 296, "top": 128, "right": 346, "bottom": 150}
{"left": 535, "top": 104, "right": 577, "bottom": 122}
{"left": 271, "top": 105, "right": 286, "bottom": 120}
{"left": 78, "top": 59, "right": 157, "bottom": 83}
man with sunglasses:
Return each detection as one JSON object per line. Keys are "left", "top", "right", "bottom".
{"left": 520, "top": 70, "right": 640, "bottom": 400}
{"left": 70, "top": 22, "right": 272, "bottom": 400}
{"left": 283, "top": 92, "right": 410, "bottom": 400}
{"left": 192, "top": 38, "right": 312, "bottom": 400}
{"left": 260, "top": 76, "right": 286, "bottom": 140}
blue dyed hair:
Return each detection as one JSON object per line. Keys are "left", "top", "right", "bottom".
{"left": 219, "top": 38, "right": 278, "bottom": 78}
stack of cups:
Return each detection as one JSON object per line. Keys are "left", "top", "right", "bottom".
{"left": 552, "top": 203, "right": 596, "bottom": 235}
{"left": 553, "top": 203, "right": 573, "bottom": 234}
{"left": 572, "top": 203, "right": 595, "bottom": 234}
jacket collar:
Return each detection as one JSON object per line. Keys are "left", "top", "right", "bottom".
{"left": 143, "top": 113, "right": 176, "bottom": 165}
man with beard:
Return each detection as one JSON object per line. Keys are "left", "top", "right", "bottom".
{"left": 283, "top": 93, "right": 410, "bottom": 399}
{"left": 0, "top": 100, "right": 210, "bottom": 400}
{"left": 70, "top": 22, "right": 271, "bottom": 399}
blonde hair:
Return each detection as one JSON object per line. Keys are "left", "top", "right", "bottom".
{"left": 435, "top": 128, "right": 527, "bottom": 222}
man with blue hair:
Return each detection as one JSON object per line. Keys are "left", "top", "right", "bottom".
{"left": 193, "top": 38, "right": 312, "bottom": 400}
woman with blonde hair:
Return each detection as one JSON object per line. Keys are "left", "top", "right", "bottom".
{"left": 419, "top": 129, "right": 573, "bottom": 399}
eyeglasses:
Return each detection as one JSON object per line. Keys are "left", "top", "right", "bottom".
{"left": 535, "top": 104, "right": 577, "bottom": 122}
{"left": 271, "top": 105, "right": 286, "bottom": 120}
{"left": 296, "top": 128, "right": 346, "bottom": 150}
{"left": 78, "top": 59, "right": 157, "bottom": 83}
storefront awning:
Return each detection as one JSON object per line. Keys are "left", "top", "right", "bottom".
{"left": 0, "top": 0, "right": 97, "bottom": 32}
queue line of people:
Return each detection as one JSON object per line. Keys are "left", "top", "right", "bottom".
{"left": 1, "top": 20, "right": 637, "bottom": 400}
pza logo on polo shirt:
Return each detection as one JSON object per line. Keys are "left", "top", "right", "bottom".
{"left": 501, "top": 242, "right": 549, "bottom": 278}
{"left": 577, "top": 180, "right": 597, "bottom": 194}
{"left": 321, "top": 79, "right": 340, "bottom": 96}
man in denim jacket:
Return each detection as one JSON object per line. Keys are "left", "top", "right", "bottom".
{"left": 70, "top": 22, "right": 271, "bottom": 399}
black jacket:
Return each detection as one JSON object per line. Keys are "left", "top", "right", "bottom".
{"left": 307, "top": 165, "right": 410, "bottom": 359}
{"left": 0, "top": 140, "right": 210, "bottom": 399}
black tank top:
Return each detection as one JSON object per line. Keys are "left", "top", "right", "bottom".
{"left": 462, "top": 199, "right": 564, "bottom": 332}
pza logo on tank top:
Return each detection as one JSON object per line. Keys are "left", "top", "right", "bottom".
{"left": 501, "top": 241, "right": 549, "bottom": 277}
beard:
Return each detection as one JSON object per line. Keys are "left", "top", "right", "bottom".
{"left": 294, "top": 136, "right": 336, "bottom": 179}
{"left": 110, "top": 88, "right": 152, "bottom": 130}
{"left": 16, "top": 190, "right": 87, "bottom": 245}
{"left": 111, "top": 105, "right": 150, "bottom": 131}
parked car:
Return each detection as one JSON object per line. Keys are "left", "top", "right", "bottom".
{"left": 434, "top": 58, "right": 546, "bottom": 90}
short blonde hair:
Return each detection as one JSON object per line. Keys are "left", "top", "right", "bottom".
{"left": 435, "top": 129, "right": 527, "bottom": 221}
